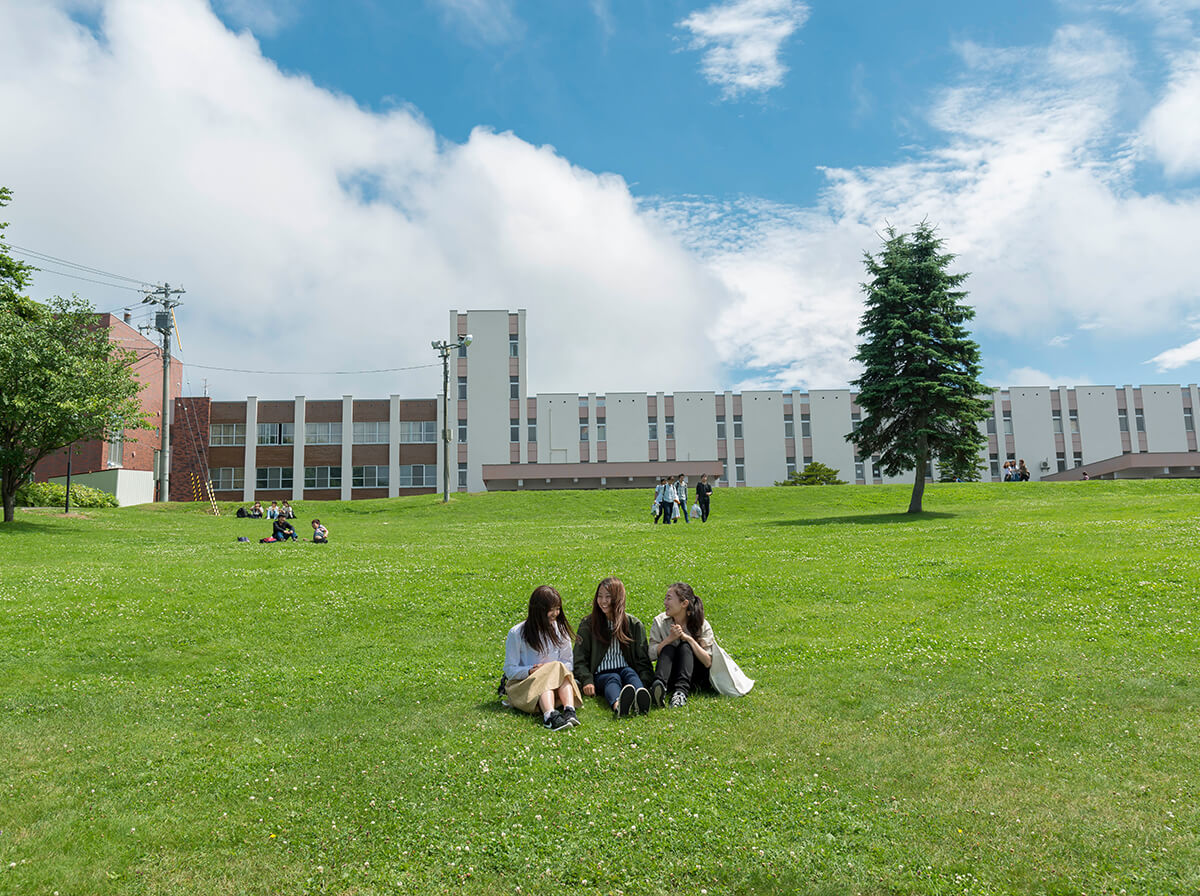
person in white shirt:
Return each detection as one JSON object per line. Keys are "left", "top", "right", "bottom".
{"left": 657, "top": 477, "right": 676, "bottom": 525}
{"left": 648, "top": 582, "right": 714, "bottom": 708}
{"left": 503, "top": 585, "right": 581, "bottom": 731}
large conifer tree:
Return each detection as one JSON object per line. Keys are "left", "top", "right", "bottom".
{"left": 848, "top": 223, "right": 991, "bottom": 513}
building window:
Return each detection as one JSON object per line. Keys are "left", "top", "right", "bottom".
{"left": 528, "top": 420, "right": 537, "bottom": 442}
{"left": 1073, "top": 452, "right": 1083, "bottom": 467}
{"left": 353, "top": 421, "right": 389, "bottom": 444}
{"left": 457, "top": 419, "right": 467, "bottom": 443}
{"left": 257, "top": 423, "right": 294, "bottom": 446}
{"left": 721, "top": 461, "right": 728, "bottom": 485}
{"left": 398, "top": 420, "right": 437, "bottom": 444}
{"left": 1002, "top": 411, "right": 1013, "bottom": 436}
{"left": 648, "top": 420, "right": 658, "bottom": 441}
{"left": 733, "top": 415, "right": 743, "bottom": 439}
{"left": 255, "top": 467, "right": 293, "bottom": 490}
{"left": 304, "top": 466, "right": 341, "bottom": 489}
{"left": 665, "top": 416, "right": 675, "bottom": 441}
{"left": 716, "top": 419, "right": 726, "bottom": 440}
{"left": 106, "top": 431, "right": 124, "bottom": 468}
{"left": 855, "top": 461, "right": 865, "bottom": 481}
{"left": 1135, "top": 411, "right": 1146, "bottom": 433}
{"left": 509, "top": 333, "right": 519, "bottom": 357}
{"left": 986, "top": 417, "right": 997, "bottom": 435}
{"left": 352, "top": 465, "right": 389, "bottom": 488}
{"left": 457, "top": 376, "right": 467, "bottom": 400}
{"left": 509, "top": 377, "right": 520, "bottom": 400}
{"left": 1186, "top": 408, "right": 1195, "bottom": 432}
{"left": 1056, "top": 453, "right": 1067, "bottom": 473}
{"left": 457, "top": 341, "right": 468, "bottom": 359}
{"left": 209, "top": 423, "right": 246, "bottom": 446}
{"left": 1051, "top": 411, "right": 1063, "bottom": 434}
{"left": 596, "top": 396, "right": 606, "bottom": 408}
{"left": 784, "top": 419, "right": 795, "bottom": 440}
{"left": 786, "top": 457, "right": 796, "bottom": 477}
{"left": 305, "top": 422, "right": 342, "bottom": 445}
{"left": 989, "top": 455, "right": 1000, "bottom": 480}
{"left": 211, "top": 467, "right": 244, "bottom": 491}
{"left": 579, "top": 423, "right": 589, "bottom": 442}
{"left": 801, "top": 417, "right": 811, "bottom": 439}
{"left": 397, "top": 464, "right": 436, "bottom": 487}
{"left": 458, "top": 462, "right": 468, "bottom": 488}
{"left": 735, "top": 460, "right": 746, "bottom": 484}
{"left": 596, "top": 423, "right": 606, "bottom": 442}
{"left": 511, "top": 418, "right": 521, "bottom": 443}
{"left": 1118, "top": 410, "right": 1129, "bottom": 432}
{"left": 1069, "top": 411, "right": 1080, "bottom": 435}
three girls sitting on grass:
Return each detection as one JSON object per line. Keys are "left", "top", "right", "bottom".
{"left": 502, "top": 576, "right": 753, "bottom": 731}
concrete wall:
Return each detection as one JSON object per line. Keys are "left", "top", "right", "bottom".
{"left": 1075, "top": 387, "right": 1122, "bottom": 463}
{"left": 1009, "top": 387, "right": 1057, "bottom": 480}
{"left": 672, "top": 392, "right": 718, "bottom": 464}
{"left": 741, "top": 391, "right": 786, "bottom": 486}
{"left": 808, "top": 390, "right": 856, "bottom": 480}
{"left": 604, "top": 392, "right": 649, "bottom": 463}
{"left": 1141, "top": 385, "right": 1187, "bottom": 452}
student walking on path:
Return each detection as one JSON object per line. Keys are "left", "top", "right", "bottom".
{"left": 696, "top": 473, "right": 713, "bottom": 522}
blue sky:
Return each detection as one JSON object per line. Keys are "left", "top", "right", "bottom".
{"left": 2, "top": 0, "right": 1200, "bottom": 399}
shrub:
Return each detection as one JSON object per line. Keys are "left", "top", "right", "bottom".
{"left": 775, "top": 462, "right": 847, "bottom": 486}
{"left": 16, "top": 481, "right": 119, "bottom": 508}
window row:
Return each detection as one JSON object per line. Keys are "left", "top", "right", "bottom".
{"left": 210, "top": 465, "right": 440, "bottom": 492}
{"left": 210, "top": 420, "right": 438, "bottom": 446}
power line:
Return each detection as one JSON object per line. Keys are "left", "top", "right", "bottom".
{"left": 179, "top": 360, "right": 442, "bottom": 376}
{"left": 4, "top": 243, "right": 156, "bottom": 287}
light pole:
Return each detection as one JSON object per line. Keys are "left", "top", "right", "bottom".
{"left": 431, "top": 333, "right": 472, "bottom": 503}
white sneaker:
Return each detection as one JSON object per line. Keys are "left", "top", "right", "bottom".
{"left": 670, "top": 691, "right": 687, "bottom": 708}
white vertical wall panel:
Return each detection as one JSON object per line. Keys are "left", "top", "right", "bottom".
{"left": 292, "top": 396, "right": 305, "bottom": 500}
{"left": 740, "top": 391, "right": 786, "bottom": 486}
{"left": 243, "top": 395, "right": 258, "bottom": 502}
{"left": 340, "top": 395, "right": 353, "bottom": 500}
{"left": 462, "top": 310, "right": 515, "bottom": 491}
{"left": 1074, "top": 387, "right": 1122, "bottom": 463}
{"left": 808, "top": 390, "right": 856, "bottom": 479}
{"left": 673, "top": 392, "right": 718, "bottom": 463}
{"left": 1009, "top": 387, "right": 1056, "bottom": 481}
{"left": 537, "top": 394, "right": 580, "bottom": 464}
{"left": 1141, "top": 385, "right": 1187, "bottom": 452}
{"left": 603, "top": 393, "right": 649, "bottom": 462}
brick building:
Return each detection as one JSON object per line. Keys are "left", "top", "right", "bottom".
{"left": 35, "top": 312, "right": 182, "bottom": 505}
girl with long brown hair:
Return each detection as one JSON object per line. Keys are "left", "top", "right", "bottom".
{"left": 573, "top": 577, "right": 655, "bottom": 717}
{"left": 503, "top": 585, "right": 581, "bottom": 730}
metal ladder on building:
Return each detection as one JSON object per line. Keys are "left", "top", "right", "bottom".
{"left": 191, "top": 470, "right": 221, "bottom": 516}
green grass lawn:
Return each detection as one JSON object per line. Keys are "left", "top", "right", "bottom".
{"left": 2, "top": 481, "right": 1198, "bottom": 895}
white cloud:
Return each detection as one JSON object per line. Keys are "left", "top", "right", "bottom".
{"left": 677, "top": 0, "right": 810, "bottom": 98}
{"left": 0, "top": 0, "right": 730, "bottom": 399}
{"left": 1004, "top": 367, "right": 1093, "bottom": 387}
{"left": 650, "top": 19, "right": 1200, "bottom": 391}
{"left": 213, "top": 0, "right": 297, "bottom": 36}
{"left": 1048, "top": 335, "right": 1071, "bottom": 348}
{"left": 1140, "top": 47, "right": 1200, "bottom": 176}
{"left": 1149, "top": 336, "right": 1200, "bottom": 370}
{"left": 433, "top": 0, "right": 523, "bottom": 44}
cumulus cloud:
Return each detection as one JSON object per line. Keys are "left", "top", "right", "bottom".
{"left": 1149, "top": 336, "right": 1200, "bottom": 370}
{"left": 0, "top": 0, "right": 730, "bottom": 399}
{"left": 677, "top": 0, "right": 810, "bottom": 98}
{"left": 1140, "top": 47, "right": 1200, "bottom": 176}
{"left": 213, "top": 0, "right": 298, "bottom": 36}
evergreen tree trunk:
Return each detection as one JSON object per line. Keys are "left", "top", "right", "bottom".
{"left": 908, "top": 436, "right": 928, "bottom": 514}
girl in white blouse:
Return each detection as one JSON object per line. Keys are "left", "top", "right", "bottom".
{"left": 503, "top": 585, "right": 582, "bottom": 731}
{"left": 648, "top": 582, "right": 715, "bottom": 708}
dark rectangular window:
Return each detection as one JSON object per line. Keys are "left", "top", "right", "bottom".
{"left": 457, "top": 377, "right": 467, "bottom": 400}
{"left": 509, "top": 377, "right": 519, "bottom": 400}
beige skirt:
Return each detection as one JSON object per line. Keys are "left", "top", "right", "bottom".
{"left": 505, "top": 661, "right": 582, "bottom": 714}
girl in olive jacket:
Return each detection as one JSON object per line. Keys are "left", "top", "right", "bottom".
{"left": 573, "top": 577, "right": 655, "bottom": 717}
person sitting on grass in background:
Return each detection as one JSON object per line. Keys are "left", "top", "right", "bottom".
{"left": 574, "top": 577, "right": 654, "bottom": 717}
{"left": 272, "top": 516, "right": 297, "bottom": 541}
{"left": 311, "top": 519, "right": 328, "bottom": 543}
{"left": 266, "top": 501, "right": 280, "bottom": 520}
{"left": 503, "top": 585, "right": 582, "bottom": 731}
{"left": 249, "top": 501, "right": 264, "bottom": 518}
{"left": 281, "top": 500, "right": 296, "bottom": 519}
{"left": 648, "top": 582, "right": 714, "bottom": 708}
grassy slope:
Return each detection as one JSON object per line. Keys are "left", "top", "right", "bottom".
{"left": 1, "top": 482, "right": 1198, "bottom": 895}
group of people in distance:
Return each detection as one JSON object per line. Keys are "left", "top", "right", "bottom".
{"left": 653, "top": 473, "right": 713, "bottom": 524}
{"left": 236, "top": 500, "right": 329, "bottom": 543}
{"left": 1002, "top": 460, "right": 1031, "bottom": 481}
{"left": 503, "top": 576, "right": 752, "bottom": 731}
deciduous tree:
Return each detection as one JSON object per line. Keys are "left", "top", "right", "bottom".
{"left": 848, "top": 223, "right": 991, "bottom": 513}
{"left": 0, "top": 189, "right": 148, "bottom": 522}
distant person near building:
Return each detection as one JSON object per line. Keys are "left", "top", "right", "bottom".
{"left": 696, "top": 473, "right": 713, "bottom": 522}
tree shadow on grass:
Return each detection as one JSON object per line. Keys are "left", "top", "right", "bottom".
{"left": 772, "top": 511, "right": 958, "bottom": 526}
{"left": 0, "top": 517, "right": 81, "bottom": 535}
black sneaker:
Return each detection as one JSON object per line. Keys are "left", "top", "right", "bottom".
{"left": 616, "top": 684, "right": 636, "bottom": 717}
{"left": 562, "top": 706, "right": 581, "bottom": 727}
{"left": 635, "top": 687, "right": 651, "bottom": 715}
{"left": 650, "top": 680, "right": 666, "bottom": 708}
{"left": 544, "top": 710, "right": 571, "bottom": 731}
